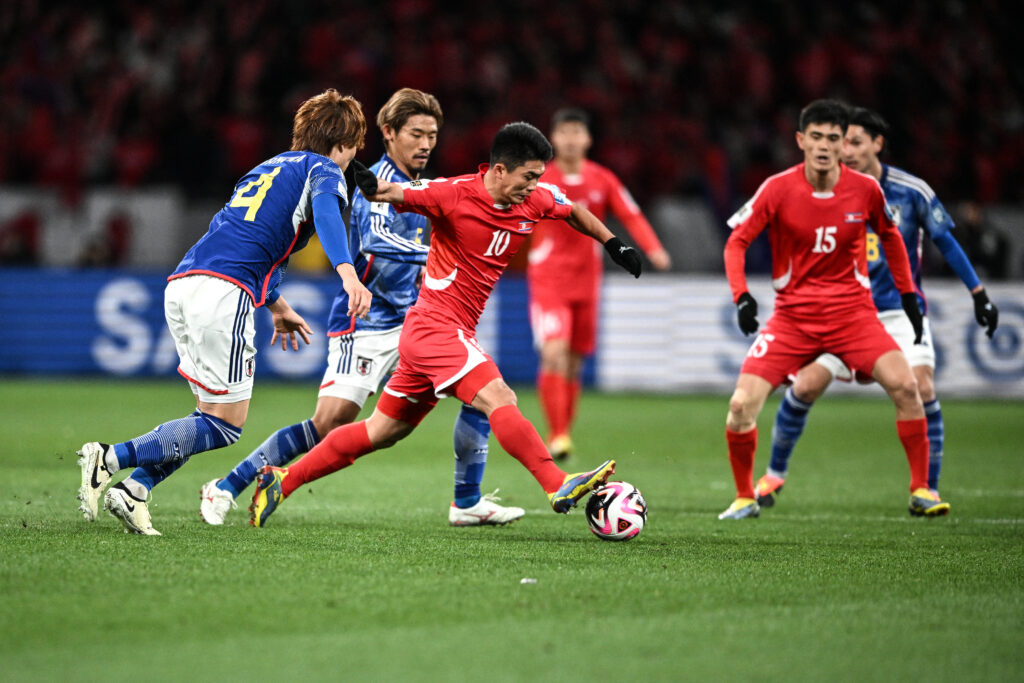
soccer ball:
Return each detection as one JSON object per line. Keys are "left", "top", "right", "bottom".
{"left": 585, "top": 481, "right": 646, "bottom": 541}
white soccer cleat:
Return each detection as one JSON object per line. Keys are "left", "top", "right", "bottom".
{"left": 449, "top": 489, "right": 525, "bottom": 526}
{"left": 77, "top": 442, "right": 114, "bottom": 522}
{"left": 104, "top": 484, "right": 161, "bottom": 536}
{"left": 200, "top": 478, "right": 237, "bottom": 525}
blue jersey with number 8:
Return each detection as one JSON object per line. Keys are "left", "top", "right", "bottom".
{"left": 170, "top": 150, "right": 349, "bottom": 306}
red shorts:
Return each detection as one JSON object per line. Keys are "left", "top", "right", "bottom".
{"left": 529, "top": 292, "right": 598, "bottom": 355}
{"left": 740, "top": 308, "right": 899, "bottom": 387}
{"left": 376, "top": 308, "right": 501, "bottom": 426}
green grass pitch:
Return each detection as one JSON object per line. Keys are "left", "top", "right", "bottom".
{"left": 1, "top": 378, "right": 1022, "bottom": 681}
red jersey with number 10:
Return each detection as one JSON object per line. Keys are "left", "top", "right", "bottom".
{"left": 528, "top": 159, "right": 662, "bottom": 300}
{"left": 724, "top": 163, "right": 914, "bottom": 317}
{"left": 398, "top": 164, "right": 573, "bottom": 331}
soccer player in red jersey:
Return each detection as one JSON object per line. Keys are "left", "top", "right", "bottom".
{"left": 528, "top": 108, "right": 672, "bottom": 460}
{"left": 718, "top": 99, "right": 950, "bottom": 520}
{"left": 249, "top": 122, "right": 643, "bottom": 526}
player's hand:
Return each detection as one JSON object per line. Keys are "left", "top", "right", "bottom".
{"left": 736, "top": 292, "right": 759, "bottom": 335}
{"left": 972, "top": 288, "right": 998, "bottom": 338}
{"left": 344, "top": 277, "right": 372, "bottom": 319}
{"left": 604, "top": 237, "right": 642, "bottom": 278}
{"left": 901, "top": 292, "right": 924, "bottom": 344}
{"left": 351, "top": 160, "right": 380, "bottom": 196}
{"left": 270, "top": 310, "right": 313, "bottom": 351}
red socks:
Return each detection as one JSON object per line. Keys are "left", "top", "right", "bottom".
{"left": 538, "top": 370, "right": 572, "bottom": 441}
{"left": 489, "top": 404, "right": 566, "bottom": 492}
{"left": 726, "top": 427, "right": 758, "bottom": 499}
{"left": 282, "top": 421, "right": 374, "bottom": 497}
{"left": 897, "top": 418, "right": 929, "bottom": 491}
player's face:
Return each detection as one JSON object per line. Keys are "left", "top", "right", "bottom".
{"left": 384, "top": 114, "right": 439, "bottom": 179}
{"left": 551, "top": 121, "right": 591, "bottom": 163}
{"left": 496, "top": 160, "right": 546, "bottom": 204}
{"left": 796, "top": 122, "right": 844, "bottom": 174}
{"left": 842, "top": 124, "right": 882, "bottom": 172}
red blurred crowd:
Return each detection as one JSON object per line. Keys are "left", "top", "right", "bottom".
{"left": 1, "top": 1, "right": 1020, "bottom": 246}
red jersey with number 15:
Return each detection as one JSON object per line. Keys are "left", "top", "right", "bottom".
{"left": 724, "top": 163, "right": 914, "bottom": 317}
{"left": 398, "top": 164, "right": 573, "bottom": 331}
{"left": 528, "top": 160, "right": 662, "bottom": 300}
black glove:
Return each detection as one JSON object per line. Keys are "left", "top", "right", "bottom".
{"left": 736, "top": 292, "right": 759, "bottom": 335}
{"left": 972, "top": 288, "right": 999, "bottom": 339}
{"left": 901, "top": 292, "right": 924, "bottom": 344}
{"left": 604, "top": 237, "right": 642, "bottom": 278}
{"left": 350, "top": 160, "right": 379, "bottom": 196}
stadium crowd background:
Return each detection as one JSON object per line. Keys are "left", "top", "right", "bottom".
{"left": 0, "top": 0, "right": 1019, "bottom": 278}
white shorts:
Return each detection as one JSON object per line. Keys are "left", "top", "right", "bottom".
{"left": 318, "top": 326, "right": 402, "bottom": 406}
{"left": 816, "top": 310, "right": 935, "bottom": 381}
{"left": 164, "top": 275, "right": 257, "bottom": 403}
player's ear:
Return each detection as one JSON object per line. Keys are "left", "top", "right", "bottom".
{"left": 795, "top": 130, "right": 805, "bottom": 149}
{"left": 381, "top": 124, "right": 396, "bottom": 144}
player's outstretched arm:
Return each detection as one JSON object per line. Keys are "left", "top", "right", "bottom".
{"left": 351, "top": 160, "right": 404, "bottom": 204}
{"left": 267, "top": 296, "right": 313, "bottom": 351}
{"left": 565, "top": 203, "right": 642, "bottom": 277}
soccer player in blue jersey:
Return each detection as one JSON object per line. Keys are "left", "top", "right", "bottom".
{"left": 76, "top": 89, "right": 373, "bottom": 535}
{"left": 754, "top": 106, "right": 999, "bottom": 511}
{"left": 199, "top": 88, "right": 524, "bottom": 527}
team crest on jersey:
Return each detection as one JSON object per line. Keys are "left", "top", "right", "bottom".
{"left": 245, "top": 358, "right": 255, "bottom": 378}
{"left": 932, "top": 206, "right": 945, "bottom": 223}
{"left": 845, "top": 212, "right": 865, "bottom": 223}
{"left": 517, "top": 220, "right": 536, "bottom": 232}
{"left": 356, "top": 356, "right": 374, "bottom": 376}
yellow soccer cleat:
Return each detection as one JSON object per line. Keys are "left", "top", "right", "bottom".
{"left": 249, "top": 466, "right": 289, "bottom": 527}
{"left": 718, "top": 497, "right": 760, "bottom": 520}
{"left": 548, "top": 459, "right": 615, "bottom": 513}
{"left": 908, "top": 488, "right": 951, "bottom": 517}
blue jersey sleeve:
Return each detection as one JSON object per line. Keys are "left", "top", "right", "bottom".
{"left": 313, "top": 192, "right": 353, "bottom": 267}
{"left": 919, "top": 194, "right": 981, "bottom": 291}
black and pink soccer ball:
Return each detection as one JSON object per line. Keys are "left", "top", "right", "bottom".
{"left": 585, "top": 481, "right": 647, "bottom": 541}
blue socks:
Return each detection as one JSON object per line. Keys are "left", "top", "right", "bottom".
{"left": 924, "top": 399, "right": 944, "bottom": 490}
{"left": 217, "top": 419, "right": 320, "bottom": 498}
{"left": 769, "top": 386, "right": 814, "bottom": 476}
{"left": 114, "top": 410, "right": 241, "bottom": 493}
{"left": 453, "top": 405, "right": 490, "bottom": 508}
{"left": 114, "top": 410, "right": 241, "bottom": 469}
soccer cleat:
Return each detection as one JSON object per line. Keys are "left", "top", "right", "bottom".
{"left": 548, "top": 459, "right": 615, "bottom": 513}
{"left": 249, "top": 466, "right": 288, "bottom": 527}
{"left": 908, "top": 488, "right": 951, "bottom": 517}
{"left": 104, "top": 484, "right": 161, "bottom": 535}
{"left": 548, "top": 434, "right": 573, "bottom": 462}
{"left": 754, "top": 473, "right": 785, "bottom": 508}
{"left": 718, "top": 497, "right": 760, "bottom": 520}
{"left": 449, "top": 489, "right": 525, "bottom": 526}
{"left": 200, "top": 479, "right": 237, "bottom": 525}
{"left": 77, "top": 442, "right": 114, "bottom": 522}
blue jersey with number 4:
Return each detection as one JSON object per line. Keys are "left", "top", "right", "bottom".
{"left": 170, "top": 151, "right": 349, "bottom": 306}
{"left": 327, "top": 155, "right": 430, "bottom": 335}
{"left": 866, "top": 164, "right": 978, "bottom": 314}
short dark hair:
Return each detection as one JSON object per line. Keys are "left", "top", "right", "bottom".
{"left": 798, "top": 99, "right": 849, "bottom": 133}
{"left": 490, "top": 122, "right": 553, "bottom": 170}
{"left": 848, "top": 106, "right": 890, "bottom": 140}
{"left": 551, "top": 107, "right": 590, "bottom": 131}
